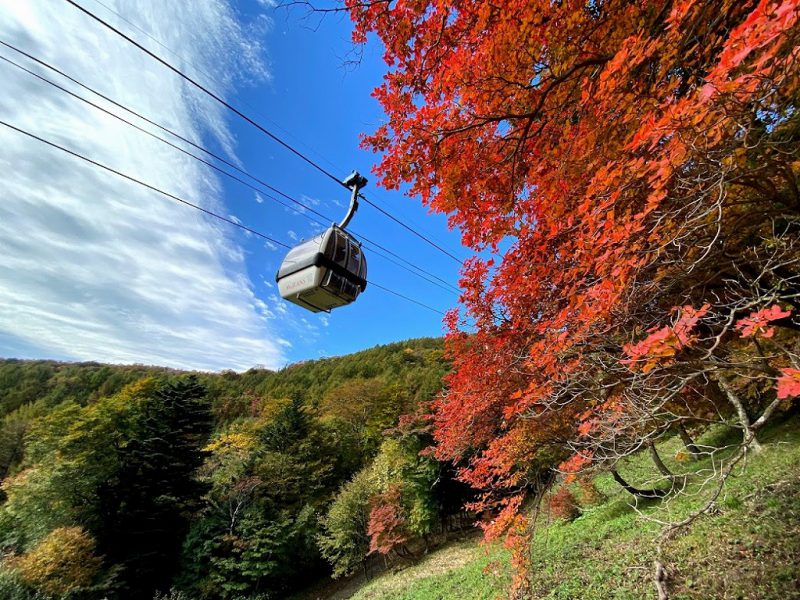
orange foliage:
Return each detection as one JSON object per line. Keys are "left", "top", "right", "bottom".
{"left": 777, "top": 368, "right": 800, "bottom": 399}
{"left": 366, "top": 484, "right": 408, "bottom": 556}
{"left": 348, "top": 0, "right": 800, "bottom": 583}
{"left": 622, "top": 305, "right": 710, "bottom": 372}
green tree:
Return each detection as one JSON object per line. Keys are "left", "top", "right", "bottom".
{"left": 180, "top": 396, "right": 333, "bottom": 598}
{"left": 0, "top": 380, "right": 153, "bottom": 550}
{"left": 0, "top": 402, "right": 48, "bottom": 483}
{"left": 369, "top": 437, "right": 439, "bottom": 541}
{"left": 317, "top": 469, "right": 376, "bottom": 578}
{"left": 0, "top": 377, "right": 211, "bottom": 600}
{"left": 318, "top": 378, "right": 405, "bottom": 471}
{"left": 318, "top": 434, "right": 441, "bottom": 576}
{"left": 103, "top": 377, "right": 212, "bottom": 599}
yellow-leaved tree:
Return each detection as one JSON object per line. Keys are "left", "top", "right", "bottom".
{"left": 7, "top": 526, "right": 102, "bottom": 596}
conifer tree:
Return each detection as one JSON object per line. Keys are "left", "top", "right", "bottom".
{"left": 103, "top": 377, "right": 212, "bottom": 599}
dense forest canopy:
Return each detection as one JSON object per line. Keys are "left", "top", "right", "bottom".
{"left": 0, "top": 339, "right": 475, "bottom": 599}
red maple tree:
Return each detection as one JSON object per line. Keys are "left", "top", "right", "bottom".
{"left": 366, "top": 484, "right": 409, "bottom": 556}
{"left": 348, "top": 0, "right": 800, "bottom": 586}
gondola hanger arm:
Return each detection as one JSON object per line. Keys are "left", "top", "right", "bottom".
{"left": 339, "top": 171, "right": 367, "bottom": 230}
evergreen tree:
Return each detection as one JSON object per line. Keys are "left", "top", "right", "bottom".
{"left": 103, "top": 377, "right": 212, "bottom": 599}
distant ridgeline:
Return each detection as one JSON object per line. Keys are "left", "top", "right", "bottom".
{"left": 0, "top": 338, "right": 474, "bottom": 600}
{"left": 0, "top": 337, "right": 445, "bottom": 417}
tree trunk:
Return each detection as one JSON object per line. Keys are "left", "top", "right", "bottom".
{"left": 648, "top": 441, "right": 673, "bottom": 477}
{"left": 676, "top": 423, "right": 701, "bottom": 460}
{"left": 653, "top": 560, "right": 669, "bottom": 600}
{"left": 611, "top": 469, "right": 667, "bottom": 499}
{"left": 715, "top": 377, "right": 763, "bottom": 453}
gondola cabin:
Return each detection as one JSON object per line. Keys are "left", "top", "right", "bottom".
{"left": 276, "top": 226, "right": 367, "bottom": 313}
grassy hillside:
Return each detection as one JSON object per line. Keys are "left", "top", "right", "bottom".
{"left": 348, "top": 538, "right": 510, "bottom": 600}
{"left": 345, "top": 415, "right": 800, "bottom": 600}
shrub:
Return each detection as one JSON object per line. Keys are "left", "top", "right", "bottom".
{"left": 548, "top": 487, "right": 580, "bottom": 521}
{"left": 575, "top": 476, "right": 606, "bottom": 508}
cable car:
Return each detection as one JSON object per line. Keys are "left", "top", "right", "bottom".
{"left": 276, "top": 172, "right": 368, "bottom": 313}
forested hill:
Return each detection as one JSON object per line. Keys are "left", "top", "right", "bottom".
{"left": 0, "top": 338, "right": 464, "bottom": 600}
{"left": 0, "top": 359, "right": 176, "bottom": 418}
{"left": 0, "top": 337, "right": 446, "bottom": 417}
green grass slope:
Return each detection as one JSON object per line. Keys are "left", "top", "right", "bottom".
{"left": 349, "top": 537, "right": 510, "bottom": 600}
{"left": 349, "top": 416, "right": 800, "bottom": 600}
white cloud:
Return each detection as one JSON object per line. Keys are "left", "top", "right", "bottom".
{"left": 254, "top": 192, "right": 264, "bottom": 204}
{"left": 252, "top": 298, "right": 275, "bottom": 321}
{"left": 287, "top": 229, "right": 298, "bottom": 241}
{"left": 288, "top": 194, "right": 323, "bottom": 216}
{"left": 0, "top": 0, "right": 286, "bottom": 371}
{"left": 228, "top": 214, "right": 251, "bottom": 238}
{"left": 270, "top": 295, "right": 288, "bottom": 316}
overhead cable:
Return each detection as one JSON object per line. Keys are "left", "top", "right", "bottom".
{"left": 64, "top": 0, "right": 465, "bottom": 265}
{"left": 0, "top": 41, "right": 460, "bottom": 296}
{"left": 0, "top": 119, "right": 447, "bottom": 316}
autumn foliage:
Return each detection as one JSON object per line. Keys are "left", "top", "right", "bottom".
{"left": 548, "top": 487, "right": 581, "bottom": 522}
{"left": 6, "top": 527, "right": 103, "bottom": 596}
{"left": 367, "top": 484, "right": 409, "bottom": 555}
{"left": 349, "top": 0, "right": 800, "bottom": 567}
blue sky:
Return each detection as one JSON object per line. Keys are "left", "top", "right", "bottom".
{"left": 0, "top": 0, "right": 466, "bottom": 370}
{"left": 219, "top": 1, "right": 466, "bottom": 363}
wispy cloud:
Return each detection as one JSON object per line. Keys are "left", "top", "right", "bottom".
{"left": 0, "top": 0, "right": 286, "bottom": 371}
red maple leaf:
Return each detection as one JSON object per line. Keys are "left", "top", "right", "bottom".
{"left": 736, "top": 304, "right": 792, "bottom": 338}
{"left": 776, "top": 367, "right": 800, "bottom": 399}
